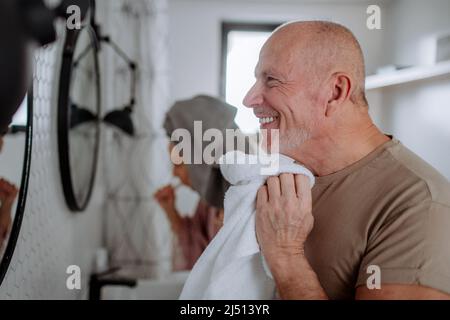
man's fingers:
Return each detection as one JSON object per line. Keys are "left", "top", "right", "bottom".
{"left": 256, "top": 185, "right": 268, "bottom": 206}
{"left": 266, "top": 176, "right": 281, "bottom": 200}
{"left": 279, "top": 173, "right": 296, "bottom": 196}
{"left": 295, "top": 174, "right": 312, "bottom": 201}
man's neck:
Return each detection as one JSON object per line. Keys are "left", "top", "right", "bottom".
{"left": 292, "top": 124, "right": 390, "bottom": 177}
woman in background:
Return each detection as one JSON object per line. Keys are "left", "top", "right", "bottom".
{"left": 154, "top": 95, "right": 241, "bottom": 271}
{"left": 0, "top": 135, "right": 19, "bottom": 248}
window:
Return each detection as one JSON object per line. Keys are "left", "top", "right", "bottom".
{"left": 221, "top": 23, "right": 281, "bottom": 134}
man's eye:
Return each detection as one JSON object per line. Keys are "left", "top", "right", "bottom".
{"left": 266, "top": 77, "right": 278, "bottom": 85}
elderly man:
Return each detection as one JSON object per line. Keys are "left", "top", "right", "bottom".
{"left": 243, "top": 21, "right": 450, "bottom": 300}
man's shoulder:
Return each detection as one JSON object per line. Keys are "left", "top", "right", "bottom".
{"left": 384, "top": 139, "right": 450, "bottom": 207}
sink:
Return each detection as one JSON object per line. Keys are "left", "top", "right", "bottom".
{"left": 101, "top": 271, "right": 190, "bottom": 300}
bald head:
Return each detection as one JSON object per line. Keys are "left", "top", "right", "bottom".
{"left": 264, "top": 21, "right": 368, "bottom": 107}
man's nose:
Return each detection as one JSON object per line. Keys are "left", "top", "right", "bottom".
{"left": 242, "top": 82, "right": 263, "bottom": 108}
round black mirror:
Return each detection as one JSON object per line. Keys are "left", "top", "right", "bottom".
{"left": 0, "top": 88, "right": 33, "bottom": 285}
{"left": 58, "top": 23, "right": 101, "bottom": 212}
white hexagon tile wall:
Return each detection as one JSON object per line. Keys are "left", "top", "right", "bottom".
{"left": 0, "top": 39, "right": 104, "bottom": 299}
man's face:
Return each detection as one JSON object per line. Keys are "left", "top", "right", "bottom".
{"left": 243, "top": 37, "right": 322, "bottom": 155}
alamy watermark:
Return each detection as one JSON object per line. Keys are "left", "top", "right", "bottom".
{"left": 366, "top": 5, "right": 382, "bottom": 30}
{"left": 66, "top": 5, "right": 82, "bottom": 30}
{"left": 366, "top": 265, "right": 381, "bottom": 290}
{"left": 66, "top": 265, "right": 81, "bottom": 290}
{"left": 169, "top": 121, "right": 281, "bottom": 174}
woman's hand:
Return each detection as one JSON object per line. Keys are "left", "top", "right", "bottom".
{"left": 0, "top": 178, "right": 19, "bottom": 246}
{"left": 154, "top": 185, "right": 183, "bottom": 233}
{"left": 0, "top": 207, "right": 12, "bottom": 246}
{"left": 154, "top": 185, "right": 176, "bottom": 213}
{"left": 0, "top": 178, "right": 18, "bottom": 210}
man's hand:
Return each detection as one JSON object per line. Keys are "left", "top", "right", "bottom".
{"left": 0, "top": 178, "right": 19, "bottom": 246}
{"left": 256, "top": 173, "right": 313, "bottom": 264}
{"left": 256, "top": 173, "right": 327, "bottom": 299}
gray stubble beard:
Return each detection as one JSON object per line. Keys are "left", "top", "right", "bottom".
{"left": 279, "top": 127, "right": 312, "bottom": 153}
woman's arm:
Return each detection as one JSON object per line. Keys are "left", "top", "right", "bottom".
{"left": 154, "top": 185, "right": 183, "bottom": 234}
{"left": 0, "top": 178, "right": 18, "bottom": 246}
{"left": 163, "top": 205, "right": 183, "bottom": 234}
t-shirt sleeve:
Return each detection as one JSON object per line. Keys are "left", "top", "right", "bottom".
{"left": 356, "top": 200, "right": 450, "bottom": 294}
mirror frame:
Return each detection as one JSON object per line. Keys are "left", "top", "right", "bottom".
{"left": 0, "top": 86, "right": 33, "bottom": 286}
{"left": 57, "top": 23, "right": 101, "bottom": 212}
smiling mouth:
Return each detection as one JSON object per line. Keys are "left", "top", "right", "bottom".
{"left": 258, "top": 116, "right": 279, "bottom": 125}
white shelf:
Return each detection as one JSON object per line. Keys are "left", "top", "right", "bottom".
{"left": 365, "top": 60, "right": 450, "bottom": 90}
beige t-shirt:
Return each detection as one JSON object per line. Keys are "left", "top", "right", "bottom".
{"left": 305, "top": 138, "right": 450, "bottom": 299}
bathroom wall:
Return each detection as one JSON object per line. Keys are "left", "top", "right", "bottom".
{"left": 0, "top": 29, "right": 104, "bottom": 299}
{"left": 99, "top": 0, "right": 173, "bottom": 278}
{"left": 167, "top": 0, "right": 387, "bottom": 105}
{"left": 369, "top": 0, "right": 450, "bottom": 179}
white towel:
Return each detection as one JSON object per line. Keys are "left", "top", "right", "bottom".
{"left": 179, "top": 151, "right": 315, "bottom": 300}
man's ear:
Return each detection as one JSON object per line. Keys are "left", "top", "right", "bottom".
{"left": 325, "top": 73, "right": 352, "bottom": 117}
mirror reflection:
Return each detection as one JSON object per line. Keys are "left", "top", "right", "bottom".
{"left": 0, "top": 95, "right": 27, "bottom": 258}
{"left": 58, "top": 22, "right": 101, "bottom": 212}
{"left": 68, "top": 27, "right": 100, "bottom": 207}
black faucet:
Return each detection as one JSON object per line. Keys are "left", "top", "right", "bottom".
{"left": 89, "top": 267, "right": 137, "bottom": 300}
